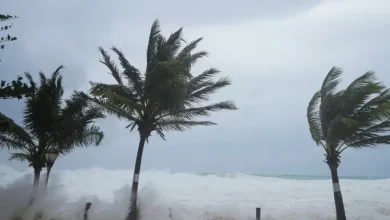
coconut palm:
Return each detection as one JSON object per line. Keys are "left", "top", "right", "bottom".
{"left": 1, "top": 66, "right": 104, "bottom": 194}
{"left": 89, "top": 19, "right": 237, "bottom": 220}
{"left": 42, "top": 91, "right": 105, "bottom": 188}
{"left": 307, "top": 66, "right": 390, "bottom": 220}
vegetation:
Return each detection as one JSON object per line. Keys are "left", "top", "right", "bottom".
{"left": 88, "top": 19, "right": 237, "bottom": 220}
{"left": 0, "top": 13, "right": 35, "bottom": 135}
{"left": 307, "top": 67, "right": 390, "bottom": 220}
{"left": 0, "top": 66, "right": 104, "bottom": 197}
{"left": 0, "top": 76, "right": 36, "bottom": 100}
{"left": 0, "top": 14, "right": 18, "bottom": 62}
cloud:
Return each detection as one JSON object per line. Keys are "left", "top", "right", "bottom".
{"left": 1, "top": 0, "right": 389, "bottom": 176}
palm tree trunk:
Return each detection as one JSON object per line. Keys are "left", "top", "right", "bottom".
{"left": 32, "top": 167, "right": 41, "bottom": 190}
{"left": 28, "top": 167, "right": 42, "bottom": 207}
{"left": 329, "top": 167, "right": 347, "bottom": 220}
{"left": 126, "top": 134, "right": 147, "bottom": 220}
{"left": 45, "top": 165, "right": 52, "bottom": 189}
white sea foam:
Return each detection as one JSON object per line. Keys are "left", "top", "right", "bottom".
{"left": 0, "top": 164, "right": 389, "bottom": 220}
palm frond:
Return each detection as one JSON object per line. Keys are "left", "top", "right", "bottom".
{"left": 0, "top": 112, "right": 14, "bottom": 132}
{"left": 188, "top": 68, "right": 220, "bottom": 93}
{"left": 49, "top": 65, "right": 64, "bottom": 82}
{"left": 363, "top": 119, "right": 390, "bottom": 134}
{"left": 189, "top": 51, "right": 208, "bottom": 66}
{"left": 89, "top": 82, "right": 139, "bottom": 112}
{"left": 2, "top": 119, "right": 35, "bottom": 150}
{"left": 344, "top": 119, "right": 390, "bottom": 146}
{"left": 321, "top": 67, "right": 342, "bottom": 100}
{"left": 61, "top": 91, "right": 89, "bottom": 117}
{"left": 38, "top": 72, "right": 47, "bottom": 88}
{"left": 165, "top": 28, "right": 183, "bottom": 59}
{"left": 24, "top": 72, "right": 37, "bottom": 91}
{"left": 99, "top": 47, "right": 123, "bottom": 85}
{"left": 178, "top": 37, "right": 203, "bottom": 59}
{"left": 341, "top": 71, "right": 385, "bottom": 116}
{"left": 88, "top": 96, "right": 140, "bottom": 122}
{"left": 319, "top": 92, "right": 344, "bottom": 139}
{"left": 160, "top": 101, "right": 237, "bottom": 120}
{"left": 144, "top": 59, "right": 189, "bottom": 102}
{"left": 0, "top": 134, "right": 28, "bottom": 150}
{"left": 156, "top": 59, "right": 189, "bottom": 79}
{"left": 146, "top": 19, "right": 161, "bottom": 68}
{"left": 186, "top": 76, "right": 231, "bottom": 103}
{"left": 89, "top": 82, "right": 137, "bottom": 99}
{"left": 307, "top": 90, "right": 323, "bottom": 145}
{"left": 357, "top": 89, "right": 390, "bottom": 113}
{"left": 91, "top": 90, "right": 143, "bottom": 116}
{"left": 9, "top": 152, "right": 31, "bottom": 162}
{"left": 347, "top": 135, "right": 390, "bottom": 148}
{"left": 59, "top": 125, "right": 104, "bottom": 154}
{"left": 353, "top": 89, "right": 390, "bottom": 125}
{"left": 79, "top": 125, "right": 104, "bottom": 146}
{"left": 157, "top": 120, "right": 216, "bottom": 132}
{"left": 81, "top": 106, "right": 105, "bottom": 123}
{"left": 111, "top": 47, "right": 144, "bottom": 96}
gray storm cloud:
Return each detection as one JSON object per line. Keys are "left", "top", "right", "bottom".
{"left": 0, "top": 0, "right": 389, "bottom": 177}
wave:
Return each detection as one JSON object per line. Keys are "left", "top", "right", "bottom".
{"left": 1, "top": 165, "right": 390, "bottom": 220}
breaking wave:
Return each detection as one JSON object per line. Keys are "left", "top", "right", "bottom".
{"left": 1, "top": 164, "right": 389, "bottom": 220}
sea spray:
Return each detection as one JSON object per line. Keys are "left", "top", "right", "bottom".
{"left": 0, "top": 165, "right": 390, "bottom": 220}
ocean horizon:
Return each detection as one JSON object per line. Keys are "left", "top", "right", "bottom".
{"left": 199, "top": 172, "right": 390, "bottom": 180}
{"left": 2, "top": 164, "right": 389, "bottom": 181}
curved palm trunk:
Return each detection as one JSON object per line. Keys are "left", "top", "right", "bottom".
{"left": 126, "top": 134, "right": 147, "bottom": 220}
{"left": 329, "top": 167, "right": 347, "bottom": 220}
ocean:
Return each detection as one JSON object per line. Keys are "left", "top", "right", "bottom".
{"left": 201, "top": 173, "right": 389, "bottom": 180}
{"left": 1, "top": 165, "right": 390, "bottom": 220}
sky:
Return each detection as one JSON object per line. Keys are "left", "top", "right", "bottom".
{"left": 0, "top": 0, "right": 389, "bottom": 177}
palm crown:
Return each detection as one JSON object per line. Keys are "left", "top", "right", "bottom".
{"left": 307, "top": 67, "right": 390, "bottom": 167}
{"left": 1, "top": 66, "right": 104, "bottom": 169}
{"left": 90, "top": 20, "right": 237, "bottom": 140}
{"left": 89, "top": 20, "right": 237, "bottom": 220}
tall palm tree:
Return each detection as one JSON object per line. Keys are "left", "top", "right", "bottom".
{"left": 89, "top": 19, "right": 237, "bottom": 220}
{"left": 0, "top": 66, "right": 104, "bottom": 194}
{"left": 307, "top": 67, "right": 390, "bottom": 220}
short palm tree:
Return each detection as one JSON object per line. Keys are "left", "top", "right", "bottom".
{"left": 42, "top": 91, "right": 105, "bottom": 188}
{"left": 1, "top": 66, "right": 104, "bottom": 194}
{"left": 89, "top": 19, "right": 237, "bottom": 220}
{"left": 307, "top": 67, "right": 390, "bottom": 220}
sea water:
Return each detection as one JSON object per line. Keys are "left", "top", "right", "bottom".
{"left": 1, "top": 165, "right": 389, "bottom": 220}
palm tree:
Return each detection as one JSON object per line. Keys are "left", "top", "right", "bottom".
{"left": 89, "top": 19, "right": 237, "bottom": 220}
{"left": 42, "top": 91, "right": 105, "bottom": 188}
{"left": 0, "top": 66, "right": 104, "bottom": 195}
{"left": 307, "top": 67, "right": 390, "bottom": 220}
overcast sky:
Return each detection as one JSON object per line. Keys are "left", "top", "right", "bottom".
{"left": 0, "top": 0, "right": 389, "bottom": 177}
